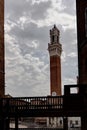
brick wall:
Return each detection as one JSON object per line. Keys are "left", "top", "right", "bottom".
{"left": 50, "top": 56, "right": 61, "bottom": 96}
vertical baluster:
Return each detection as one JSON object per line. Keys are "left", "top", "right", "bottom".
{"left": 62, "top": 96, "right": 63, "bottom": 109}
{"left": 32, "top": 97, "right": 33, "bottom": 109}
{"left": 59, "top": 96, "right": 60, "bottom": 109}
{"left": 52, "top": 97, "right": 53, "bottom": 108}
{"left": 56, "top": 97, "right": 57, "bottom": 109}
{"left": 11, "top": 98, "right": 12, "bottom": 113}
{"left": 30, "top": 97, "right": 31, "bottom": 109}
{"left": 39, "top": 97, "right": 40, "bottom": 109}
{"left": 29, "top": 97, "right": 30, "bottom": 109}
{"left": 60, "top": 97, "right": 62, "bottom": 108}
{"left": 55, "top": 97, "right": 56, "bottom": 109}
{"left": 60, "top": 96, "right": 62, "bottom": 109}
{"left": 26, "top": 97, "right": 27, "bottom": 108}
{"left": 50, "top": 97, "right": 52, "bottom": 108}
{"left": 35, "top": 97, "right": 36, "bottom": 109}
{"left": 57, "top": 97, "right": 59, "bottom": 109}
{"left": 38, "top": 97, "right": 40, "bottom": 109}
{"left": 59, "top": 97, "right": 61, "bottom": 109}
{"left": 15, "top": 115, "right": 18, "bottom": 130}
{"left": 41, "top": 97, "right": 42, "bottom": 109}
{"left": 43, "top": 97, "right": 44, "bottom": 109}
{"left": 44, "top": 97, "right": 46, "bottom": 109}
{"left": 58, "top": 97, "right": 60, "bottom": 109}
{"left": 45, "top": 97, "right": 46, "bottom": 109}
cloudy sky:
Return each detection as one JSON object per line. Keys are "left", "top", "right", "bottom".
{"left": 5, "top": 0, "right": 77, "bottom": 97}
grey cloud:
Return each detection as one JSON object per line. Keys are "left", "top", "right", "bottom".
{"left": 62, "top": 0, "right": 75, "bottom": 8}
{"left": 5, "top": 0, "right": 30, "bottom": 19}
{"left": 61, "top": 0, "right": 76, "bottom": 15}
{"left": 60, "top": 26, "right": 78, "bottom": 87}
{"left": 61, "top": 28, "right": 77, "bottom": 54}
{"left": 9, "top": 22, "right": 45, "bottom": 40}
{"left": 5, "top": 0, "right": 52, "bottom": 21}
{"left": 8, "top": 22, "right": 50, "bottom": 56}
{"left": 5, "top": 35, "right": 50, "bottom": 97}
{"left": 31, "top": 1, "right": 52, "bottom": 20}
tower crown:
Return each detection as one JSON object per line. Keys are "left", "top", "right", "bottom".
{"left": 50, "top": 24, "right": 60, "bottom": 44}
{"left": 48, "top": 25, "right": 62, "bottom": 57}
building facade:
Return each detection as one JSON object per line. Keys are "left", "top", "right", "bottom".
{"left": 48, "top": 25, "right": 62, "bottom": 96}
{"left": 76, "top": 0, "right": 87, "bottom": 84}
{"left": 76, "top": 1, "right": 87, "bottom": 129}
{"left": 0, "top": 0, "right": 5, "bottom": 97}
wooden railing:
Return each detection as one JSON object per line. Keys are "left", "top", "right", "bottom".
{"left": 9, "top": 128, "right": 63, "bottom": 130}
{"left": 9, "top": 128, "right": 81, "bottom": 130}
{"left": 0, "top": 96, "right": 63, "bottom": 114}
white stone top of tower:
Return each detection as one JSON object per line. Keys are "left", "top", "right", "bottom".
{"left": 50, "top": 24, "right": 60, "bottom": 35}
{"left": 48, "top": 25, "right": 62, "bottom": 56}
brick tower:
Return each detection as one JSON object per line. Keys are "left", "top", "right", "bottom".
{"left": 48, "top": 25, "right": 62, "bottom": 96}
{"left": 0, "top": 0, "right": 5, "bottom": 97}
{"left": 76, "top": 0, "right": 87, "bottom": 84}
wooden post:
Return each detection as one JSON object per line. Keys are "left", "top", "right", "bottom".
{"left": 63, "top": 117, "right": 68, "bottom": 130}
{"left": 4, "top": 99, "right": 10, "bottom": 130}
{"left": 0, "top": 117, "right": 5, "bottom": 130}
{"left": 15, "top": 106, "right": 18, "bottom": 130}
{"left": 0, "top": 98, "right": 5, "bottom": 129}
{"left": 81, "top": 116, "right": 87, "bottom": 130}
{"left": 5, "top": 117, "right": 10, "bottom": 130}
{"left": 15, "top": 116, "right": 18, "bottom": 130}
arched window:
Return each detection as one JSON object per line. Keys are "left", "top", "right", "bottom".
{"left": 52, "top": 35, "right": 54, "bottom": 42}
{"left": 57, "top": 36, "right": 59, "bottom": 43}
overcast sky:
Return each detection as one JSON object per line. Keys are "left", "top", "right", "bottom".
{"left": 5, "top": 0, "right": 77, "bottom": 97}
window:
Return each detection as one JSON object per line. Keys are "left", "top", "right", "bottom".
{"left": 70, "top": 120, "right": 72, "bottom": 125}
{"left": 70, "top": 87, "right": 78, "bottom": 94}
{"left": 75, "top": 120, "right": 78, "bottom": 125}
{"left": 52, "top": 35, "right": 54, "bottom": 42}
{"left": 60, "top": 120, "right": 62, "bottom": 125}
{"left": 85, "top": 8, "right": 87, "bottom": 37}
{"left": 57, "top": 36, "right": 59, "bottom": 43}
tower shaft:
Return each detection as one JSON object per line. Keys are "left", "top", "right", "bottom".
{"left": 50, "top": 55, "right": 61, "bottom": 95}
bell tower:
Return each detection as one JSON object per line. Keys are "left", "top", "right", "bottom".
{"left": 48, "top": 25, "right": 62, "bottom": 96}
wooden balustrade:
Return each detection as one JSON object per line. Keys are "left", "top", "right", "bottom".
{"left": 0, "top": 96, "right": 63, "bottom": 114}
